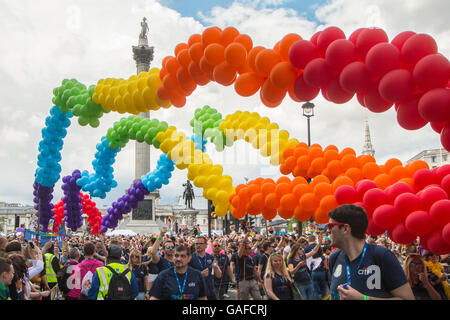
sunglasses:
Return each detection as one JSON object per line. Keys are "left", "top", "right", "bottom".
{"left": 327, "top": 222, "right": 347, "bottom": 230}
{"left": 165, "top": 246, "right": 175, "bottom": 249}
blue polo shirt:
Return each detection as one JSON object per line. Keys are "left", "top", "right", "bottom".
{"left": 328, "top": 243, "right": 408, "bottom": 300}
{"left": 189, "top": 252, "right": 215, "bottom": 297}
{"left": 149, "top": 266, "right": 206, "bottom": 300}
{"left": 213, "top": 253, "right": 230, "bottom": 287}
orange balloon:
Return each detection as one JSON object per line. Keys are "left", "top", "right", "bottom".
{"left": 213, "top": 61, "right": 237, "bottom": 86}
{"left": 156, "top": 85, "right": 171, "bottom": 101}
{"left": 179, "top": 80, "right": 196, "bottom": 96}
{"left": 284, "top": 156, "right": 297, "bottom": 172}
{"left": 310, "top": 158, "right": 326, "bottom": 176}
{"left": 280, "top": 193, "right": 297, "bottom": 211}
{"left": 260, "top": 89, "right": 282, "bottom": 108}
{"left": 270, "top": 61, "right": 298, "bottom": 89}
{"left": 276, "top": 183, "right": 292, "bottom": 197}
{"left": 341, "top": 154, "right": 358, "bottom": 171}
{"left": 389, "top": 165, "right": 409, "bottom": 182}
{"left": 320, "top": 194, "right": 339, "bottom": 214}
{"left": 297, "top": 155, "right": 310, "bottom": 171}
{"left": 162, "top": 74, "right": 178, "bottom": 90}
{"left": 373, "top": 173, "right": 392, "bottom": 190}
{"left": 225, "top": 42, "right": 248, "bottom": 67}
{"left": 188, "top": 62, "right": 210, "bottom": 86}
{"left": 231, "top": 195, "right": 240, "bottom": 208}
{"left": 405, "top": 160, "right": 429, "bottom": 176}
{"left": 362, "top": 162, "right": 382, "bottom": 180}
{"left": 331, "top": 176, "right": 354, "bottom": 192}
{"left": 299, "top": 193, "right": 319, "bottom": 213}
{"left": 220, "top": 26, "right": 240, "bottom": 47}
{"left": 159, "top": 67, "right": 169, "bottom": 81}
{"left": 313, "top": 182, "right": 333, "bottom": 199}
{"left": 293, "top": 165, "right": 307, "bottom": 177}
{"left": 277, "top": 176, "right": 292, "bottom": 184}
{"left": 308, "top": 146, "right": 324, "bottom": 161}
{"left": 162, "top": 56, "right": 172, "bottom": 70}
{"left": 189, "top": 42, "right": 205, "bottom": 63}
{"left": 324, "top": 145, "right": 339, "bottom": 152}
{"left": 324, "top": 149, "right": 340, "bottom": 164}
{"left": 327, "top": 159, "right": 344, "bottom": 178}
{"left": 283, "top": 147, "right": 295, "bottom": 159}
{"left": 262, "top": 208, "right": 277, "bottom": 220}
{"left": 170, "top": 89, "right": 186, "bottom": 108}
{"left": 384, "top": 158, "right": 403, "bottom": 173}
{"left": 247, "top": 46, "right": 265, "bottom": 73}
{"left": 398, "top": 177, "right": 414, "bottom": 189}
{"left": 339, "top": 147, "right": 356, "bottom": 159}
{"left": 176, "top": 67, "right": 193, "bottom": 85}
{"left": 294, "top": 206, "right": 312, "bottom": 222}
{"left": 292, "top": 176, "right": 308, "bottom": 186}
{"left": 237, "top": 63, "right": 253, "bottom": 75}
{"left": 234, "top": 34, "right": 253, "bottom": 52}
{"left": 204, "top": 43, "right": 225, "bottom": 66}
{"left": 255, "top": 49, "right": 281, "bottom": 76}
{"left": 265, "top": 193, "right": 280, "bottom": 210}
{"left": 165, "top": 57, "right": 181, "bottom": 75}
{"left": 250, "top": 193, "right": 265, "bottom": 211}
{"left": 345, "top": 167, "right": 363, "bottom": 184}
{"left": 261, "top": 182, "right": 277, "bottom": 196}
{"left": 357, "top": 154, "right": 376, "bottom": 169}
{"left": 250, "top": 177, "right": 265, "bottom": 186}
{"left": 199, "top": 56, "right": 216, "bottom": 80}
{"left": 232, "top": 207, "right": 246, "bottom": 219}
{"left": 288, "top": 85, "right": 303, "bottom": 102}
{"left": 273, "top": 41, "right": 281, "bottom": 53}
{"left": 238, "top": 186, "right": 250, "bottom": 203}
{"left": 202, "top": 27, "right": 222, "bottom": 47}
{"left": 247, "top": 184, "right": 261, "bottom": 197}
{"left": 177, "top": 49, "right": 192, "bottom": 68}
{"left": 294, "top": 146, "right": 308, "bottom": 158}
{"left": 314, "top": 207, "right": 330, "bottom": 224}
{"left": 278, "top": 207, "right": 294, "bottom": 219}
{"left": 310, "top": 175, "right": 331, "bottom": 187}
{"left": 234, "top": 72, "right": 265, "bottom": 97}
{"left": 280, "top": 33, "right": 302, "bottom": 61}
{"left": 292, "top": 183, "right": 312, "bottom": 199}
{"left": 188, "top": 34, "right": 202, "bottom": 46}
{"left": 260, "top": 79, "right": 287, "bottom": 104}
{"left": 174, "top": 43, "right": 189, "bottom": 56}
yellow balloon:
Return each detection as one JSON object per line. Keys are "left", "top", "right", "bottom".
{"left": 137, "top": 77, "right": 148, "bottom": 91}
{"left": 205, "top": 175, "right": 220, "bottom": 188}
{"left": 132, "top": 91, "right": 146, "bottom": 112}
{"left": 198, "top": 164, "right": 212, "bottom": 176}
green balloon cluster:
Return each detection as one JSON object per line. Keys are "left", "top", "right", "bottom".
{"left": 106, "top": 115, "right": 169, "bottom": 150}
{"left": 52, "top": 79, "right": 109, "bottom": 128}
{"left": 190, "top": 105, "right": 228, "bottom": 151}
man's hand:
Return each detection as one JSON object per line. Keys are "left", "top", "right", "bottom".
{"left": 201, "top": 268, "right": 209, "bottom": 277}
{"left": 337, "top": 284, "right": 365, "bottom": 300}
{"left": 160, "top": 227, "right": 167, "bottom": 238}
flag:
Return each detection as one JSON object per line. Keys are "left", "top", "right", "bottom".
{"left": 322, "top": 293, "right": 331, "bottom": 300}
{"left": 48, "top": 219, "right": 54, "bottom": 232}
{"left": 50, "top": 286, "right": 58, "bottom": 300}
{"left": 211, "top": 225, "right": 215, "bottom": 231}
{"left": 168, "top": 216, "right": 173, "bottom": 223}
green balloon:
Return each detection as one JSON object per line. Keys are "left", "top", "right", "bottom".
{"left": 78, "top": 116, "right": 89, "bottom": 126}
{"left": 89, "top": 118, "right": 100, "bottom": 128}
{"left": 136, "top": 131, "right": 145, "bottom": 143}
{"left": 152, "top": 137, "right": 160, "bottom": 149}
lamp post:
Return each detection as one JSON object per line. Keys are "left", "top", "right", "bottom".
{"left": 302, "top": 102, "right": 315, "bottom": 147}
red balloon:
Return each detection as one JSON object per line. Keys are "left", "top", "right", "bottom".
{"left": 418, "top": 186, "right": 448, "bottom": 211}
{"left": 396, "top": 97, "right": 428, "bottom": 130}
{"left": 288, "top": 40, "right": 319, "bottom": 69}
{"left": 335, "top": 185, "right": 359, "bottom": 205}
{"left": 424, "top": 228, "right": 450, "bottom": 255}
{"left": 323, "top": 77, "right": 354, "bottom": 104}
{"left": 373, "top": 204, "right": 400, "bottom": 229}
{"left": 418, "top": 88, "right": 450, "bottom": 123}
{"left": 379, "top": 69, "right": 414, "bottom": 103}
{"left": 293, "top": 73, "right": 320, "bottom": 101}
{"left": 413, "top": 54, "right": 450, "bottom": 92}
{"left": 317, "top": 26, "right": 346, "bottom": 57}
{"left": 325, "top": 39, "right": 356, "bottom": 71}
{"left": 436, "top": 164, "right": 450, "bottom": 183}
{"left": 365, "top": 43, "right": 400, "bottom": 78}
{"left": 429, "top": 199, "right": 450, "bottom": 227}
{"left": 303, "top": 58, "right": 333, "bottom": 88}
{"left": 391, "top": 31, "right": 416, "bottom": 51}
{"left": 310, "top": 31, "right": 321, "bottom": 46}
{"left": 363, "top": 188, "right": 388, "bottom": 212}
{"left": 401, "top": 33, "right": 438, "bottom": 70}
{"left": 441, "top": 122, "right": 450, "bottom": 152}
{"left": 363, "top": 81, "right": 393, "bottom": 113}
{"left": 357, "top": 91, "right": 366, "bottom": 107}
{"left": 405, "top": 210, "right": 435, "bottom": 236}
{"left": 413, "top": 168, "right": 436, "bottom": 191}
{"left": 355, "top": 179, "right": 378, "bottom": 199}
{"left": 356, "top": 28, "right": 389, "bottom": 60}
{"left": 366, "top": 219, "right": 386, "bottom": 236}
{"left": 394, "top": 193, "right": 420, "bottom": 220}
{"left": 430, "top": 121, "right": 446, "bottom": 134}
{"left": 353, "top": 201, "right": 368, "bottom": 213}
{"left": 385, "top": 182, "right": 414, "bottom": 203}
{"left": 339, "top": 61, "right": 371, "bottom": 93}
{"left": 348, "top": 28, "right": 367, "bottom": 46}
{"left": 389, "top": 222, "right": 417, "bottom": 244}
{"left": 443, "top": 223, "right": 450, "bottom": 245}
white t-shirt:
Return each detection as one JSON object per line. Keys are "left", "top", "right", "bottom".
{"left": 25, "top": 260, "right": 44, "bottom": 300}
{"left": 284, "top": 245, "right": 291, "bottom": 254}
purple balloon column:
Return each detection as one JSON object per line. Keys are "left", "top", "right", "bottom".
{"left": 33, "top": 182, "right": 54, "bottom": 233}
{"left": 62, "top": 170, "right": 83, "bottom": 232}
{"left": 100, "top": 180, "right": 150, "bottom": 233}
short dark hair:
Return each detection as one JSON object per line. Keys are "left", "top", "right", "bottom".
{"left": 0, "top": 257, "right": 12, "bottom": 275}
{"left": 175, "top": 245, "right": 191, "bottom": 256}
{"left": 5, "top": 240, "right": 21, "bottom": 253}
{"left": 83, "top": 242, "right": 95, "bottom": 256}
{"left": 262, "top": 241, "right": 272, "bottom": 251}
{"left": 328, "top": 204, "right": 369, "bottom": 239}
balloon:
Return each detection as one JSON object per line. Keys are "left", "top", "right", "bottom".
{"left": 325, "top": 39, "right": 356, "bottom": 71}
{"left": 441, "top": 123, "right": 450, "bottom": 152}
{"left": 396, "top": 97, "right": 428, "bottom": 130}
{"left": 401, "top": 33, "right": 438, "bottom": 70}
{"left": 293, "top": 73, "right": 320, "bottom": 101}
{"left": 366, "top": 219, "right": 385, "bottom": 236}
{"left": 430, "top": 121, "right": 447, "bottom": 134}
{"left": 355, "top": 28, "right": 389, "bottom": 60}
{"left": 260, "top": 79, "right": 287, "bottom": 104}
{"left": 423, "top": 228, "right": 450, "bottom": 255}
{"left": 317, "top": 26, "right": 346, "bottom": 57}
{"left": 405, "top": 210, "right": 435, "bottom": 236}
{"left": 389, "top": 222, "right": 417, "bottom": 244}
{"left": 234, "top": 72, "right": 265, "bottom": 97}
{"left": 202, "top": 27, "right": 221, "bottom": 47}
{"left": 213, "top": 61, "right": 237, "bottom": 86}
{"left": 303, "top": 58, "right": 333, "bottom": 88}
{"left": 394, "top": 193, "right": 420, "bottom": 220}
{"left": 270, "top": 62, "right": 298, "bottom": 89}
{"left": 418, "top": 88, "right": 450, "bottom": 123}
{"left": 224, "top": 42, "right": 247, "bottom": 67}
{"left": 323, "top": 77, "right": 354, "bottom": 104}
{"left": 339, "top": 61, "right": 371, "bottom": 93}
{"left": 363, "top": 188, "right": 387, "bottom": 213}
{"left": 279, "top": 33, "right": 302, "bottom": 61}
{"left": 363, "top": 81, "right": 393, "bottom": 113}
{"left": 373, "top": 204, "right": 400, "bottom": 229}
{"left": 247, "top": 46, "right": 265, "bottom": 72}
{"left": 234, "top": 34, "right": 253, "bottom": 52}
{"left": 443, "top": 223, "right": 450, "bottom": 245}
{"left": 378, "top": 69, "right": 414, "bottom": 103}
{"left": 365, "top": 43, "right": 400, "bottom": 78}
{"left": 419, "top": 186, "right": 448, "bottom": 211}
{"left": 262, "top": 208, "right": 277, "bottom": 220}
{"left": 335, "top": 185, "right": 359, "bottom": 205}
{"left": 413, "top": 54, "right": 450, "bottom": 91}
{"left": 385, "top": 182, "right": 414, "bottom": 203}
{"left": 391, "top": 31, "right": 416, "bottom": 51}
{"left": 429, "top": 199, "right": 450, "bottom": 227}
{"left": 220, "top": 27, "right": 240, "bottom": 47}
{"left": 255, "top": 49, "right": 281, "bottom": 76}
{"left": 348, "top": 28, "right": 366, "bottom": 45}
{"left": 413, "top": 168, "right": 436, "bottom": 190}
{"left": 265, "top": 193, "right": 280, "bottom": 210}
{"left": 289, "top": 40, "right": 318, "bottom": 69}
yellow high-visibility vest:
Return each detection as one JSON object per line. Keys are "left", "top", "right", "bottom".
{"left": 45, "top": 253, "right": 57, "bottom": 283}
{"left": 96, "top": 263, "right": 132, "bottom": 300}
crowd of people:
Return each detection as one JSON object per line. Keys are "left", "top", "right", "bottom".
{"left": 0, "top": 204, "right": 449, "bottom": 301}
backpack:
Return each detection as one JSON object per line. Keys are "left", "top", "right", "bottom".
{"left": 80, "top": 262, "right": 98, "bottom": 297}
{"left": 57, "top": 261, "right": 77, "bottom": 295}
{"left": 104, "top": 266, "right": 132, "bottom": 300}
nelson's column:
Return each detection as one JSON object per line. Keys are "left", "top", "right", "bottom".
{"left": 127, "top": 18, "right": 161, "bottom": 234}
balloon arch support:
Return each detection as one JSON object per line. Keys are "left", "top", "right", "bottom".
{"left": 34, "top": 25, "right": 450, "bottom": 254}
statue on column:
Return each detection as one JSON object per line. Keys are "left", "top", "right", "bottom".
{"left": 140, "top": 17, "right": 149, "bottom": 40}
{"left": 182, "top": 180, "right": 195, "bottom": 209}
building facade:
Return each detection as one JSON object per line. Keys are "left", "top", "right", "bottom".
{"left": 407, "top": 148, "right": 450, "bottom": 169}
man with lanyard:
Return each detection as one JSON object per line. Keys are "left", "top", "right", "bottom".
{"left": 236, "top": 233, "right": 262, "bottom": 300}
{"left": 257, "top": 241, "right": 274, "bottom": 298}
{"left": 88, "top": 244, "right": 139, "bottom": 300}
{"left": 211, "top": 239, "right": 235, "bottom": 300}
{"left": 149, "top": 245, "right": 207, "bottom": 300}
{"left": 327, "top": 204, "right": 415, "bottom": 300}
{"left": 151, "top": 227, "right": 175, "bottom": 272}
{"left": 189, "top": 236, "right": 222, "bottom": 300}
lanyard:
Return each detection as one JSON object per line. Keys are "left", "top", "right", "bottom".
{"left": 344, "top": 242, "right": 368, "bottom": 286}
{"left": 173, "top": 267, "right": 188, "bottom": 298}
{"left": 195, "top": 253, "right": 208, "bottom": 269}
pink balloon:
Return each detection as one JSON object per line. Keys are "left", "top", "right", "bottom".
{"left": 339, "top": 61, "right": 371, "bottom": 94}
{"left": 356, "top": 28, "right": 389, "bottom": 60}
{"left": 348, "top": 28, "right": 367, "bottom": 46}
{"left": 429, "top": 199, "right": 450, "bottom": 227}
{"left": 335, "top": 185, "right": 359, "bottom": 205}
{"left": 323, "top": 77, "right": 354, "bottom": 104}
{"left": 405, "top": 210, "right": 435, "bottom": 236}
{"left": 441, "top": 122, "right": 450, "bottom": 152}
{"left": 303, "top": 58, "right": 333, "bottom": 88}
{"left": 363, "top": 188, "right": 388, "bottom": 212}
{"left": 413, "top": 54, "right": 450, "bottom": 92}
{"left": 401, "top": 33, "right": 438, "bottom": 70}
{"left": 385, "top": 182, "right": 414, "bottom": 203}
{"left": 443, "top": 223, "right": 450, "bottom": 245}
{"left": 394, "top": 193, "right": 420, "bottom": 220}
{"left": 355, "top": 179, "right": 378, "bottom": 199}
{"left": 310, "top": 31, "right": 321, "bottom": 47}
{"left": 373, "top": 204, "right": 400, "bottom": 229}
{"left": 430, "top": 121, "right": 447, "bottom": 134}
{"left": 366, "top": 219, "right": 386, "bottom": 236}
{"left": 436, "top": 164, "right": 450, "bottom": 183}
{"left": 391, "top": 31, "right": 416, "bottom": 51}
{"left": 379, "top": 69, "right": 415, "bottom": 103}
{"left": 396, "top": 97, "right": 428, "bottom": 130}
{"left": 388, "top": 222, "right": 417, "bottom": 244}
{"left": 418, "top": 88, "right": 450, "bottom": 122}
{"left": 418, "top": 186, "right": 448, "bottom": 211}
{"left": 424, "top": 228, "right": 450, "bottom": 254}
{"left": 325, "top": 39, "right": 356, "bottom": 71}
{"left": 413, "top": 168, "right": 436, "bottom": 191}
{"left": 317, "top": 26, "right": 346, "bottom": 57}
{"left": 293, "top": 73, "right": 320, "bottom": 101}
{"left": 363, "top": 81, "right": 393, "bottom": 113}
{"left": 289, "top": 40, "right": 319, "bottom": 69}
{"left": 365, "top": 43, "right": 400, "bottom": 78}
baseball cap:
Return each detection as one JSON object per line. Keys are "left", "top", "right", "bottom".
{"left": 108, "top": 245, "right": 122, "bottom": 259}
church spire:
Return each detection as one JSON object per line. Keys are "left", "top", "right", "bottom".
{"left": 362, "top": 117, "right": 375, "bottom": 157}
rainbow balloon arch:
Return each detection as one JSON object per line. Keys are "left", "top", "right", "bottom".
{"left": 33, "top": 26, "right": 450, "bottom": 254}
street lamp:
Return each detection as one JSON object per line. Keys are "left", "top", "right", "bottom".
{"left": 302, "top": 102, "right": 315, "bottom": 147}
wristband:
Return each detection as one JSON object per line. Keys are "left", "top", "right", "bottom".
{"left": 363, "top": 295, "right": 369, "bottom": 301}
{"left": 157, "top": 236, "right": 162, "bottom": 241}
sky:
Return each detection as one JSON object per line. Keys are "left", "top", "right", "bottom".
{"left": 0, "top": 0, "right": 448, "bottom": 210}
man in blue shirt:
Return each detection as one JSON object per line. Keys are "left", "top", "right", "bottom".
{"left": 149, "top": 245, "right": 207, "bottom": 300}
{"left": 211, "top": 239, "right": 235, "bottom": 299}
{"left": 327, "top": 204, "right": 414, "bottom": 300}
{"left": 151, "top": 227, "right": 175, "bottom": 272}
